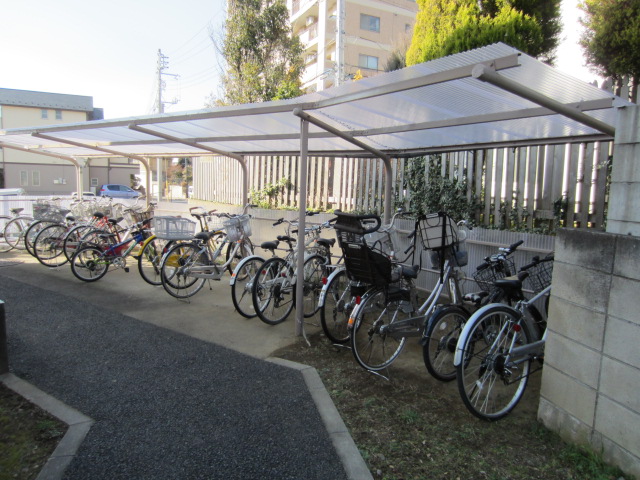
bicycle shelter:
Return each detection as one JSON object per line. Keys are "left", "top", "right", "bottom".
{"left": 0, "top": 42, "right": 631, "bottom": 336}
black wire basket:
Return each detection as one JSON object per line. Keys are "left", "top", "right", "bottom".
{"left": 418, "top": 212, "right": 458, "bottom": 251}
{"left": 472, "top": 257, "right": 516, "bottom": 292}
{"left": 523, "top": 256, "right": 554, "bottom": 294}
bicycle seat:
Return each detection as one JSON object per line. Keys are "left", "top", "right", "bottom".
{"left": 108, "top": 218, "right": 120, "bottom": 226}
{"left": 195, "top": 230, "right": 218, "bottom": 242}
{"left": 317, "top": 238, "right": 336, "bottom": 249}
{"left": 66, "top": 216, "right": 76, "bottom": 223}
{"left": 277, "top": 235, "right": 295, "bottom": 244}
{"left": 260, "top": 241, "right": 279, "bottom": 251}
{"left": 10, "top": 208, "right": 24, "bottom": 215}
{"left": 93, "top": 212, "right": 105, "bottom": 219}
{"left": 401, "top": 264, "right": 420, "bottom": 279}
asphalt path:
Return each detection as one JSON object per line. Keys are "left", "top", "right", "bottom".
{"left": 1, "top": 274, "right": 349, "bottom": 480}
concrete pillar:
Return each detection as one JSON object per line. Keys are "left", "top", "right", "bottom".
{"left": 607, "top": 105, "right": 640, "bottom": 235}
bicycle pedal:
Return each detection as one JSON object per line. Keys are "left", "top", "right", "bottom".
{"left": 124, "top": 267, "right": 130, "bottom": 273}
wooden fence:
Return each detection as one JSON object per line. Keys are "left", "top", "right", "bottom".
{"left": 192, "top": 139, "right": 613, "bottom": 231}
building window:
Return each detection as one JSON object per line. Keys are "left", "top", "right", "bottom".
{"left": 91, "top": 178, "right": 99, "bottom": 187}
{"left": 32, "top": 171, "right": 40, "bottom": 187}
{"left": 41, "top": 109, "right": 48, "bottom": 119}
{"left": 20, "top": 171, "right": 28, "bottom": 187}
{"left": 358, "top": 54, "right": 379, "bottom": 70}
{"left": 360, "top": 14, "right": 380, "bottom": 32}
{"left": 55, "top": 110, "right": 62, "bottom": 120}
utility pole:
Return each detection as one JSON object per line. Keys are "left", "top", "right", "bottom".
{"left": 156, "top": 49, "right": 179, "bottom": 114}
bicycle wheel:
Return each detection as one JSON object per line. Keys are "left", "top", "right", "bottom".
{"left": 34, "top": 224, "right": 69, "bottom": 267}
{"left": 70, "top": 246, "right": 110, "bottom": 282}
{"left": 0, "top": 216, "right": 12, "bottom": 252}
{"left": 456, "top": 305, "right": 534, "bottom": 421}
{"left": 230, "top": 256, "right": 264, "bottom": 318}
{"left": 137, "top": 237, "right": 170, "bottom": 286}
{"left": 63, "top": 224, "right": 94, "bottom": 261}
{"left": 302, "top": 254, "right": 327, "bottom": 318}
{"left": 160, "top": 242, "right": 207, "bottom": 299}
{"left": 422, "top": 305, "right": 469, "bottom": 382}
{"left": 5, "top": 216, "right": 33, "bottom": 251}
{"left": 225, "top": 237, "right": 254, "bottom": 273}
{"left": 25, "top": 220, "right": 52, "bottom": 256}
{"left": 350, "top": 288, "right": 409, "bottom": 371}
{"left": 320, "top": 269, "right": 353, "bottom": 344}
{"left": 252, "top": 257, "right": 295, "bottom": 325}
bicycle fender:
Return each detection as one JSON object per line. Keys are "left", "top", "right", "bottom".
{"left": 229, "top": 255, "right": 265, "bottom": 286}
{"left": 317, "top": 267, "right": 345, "bottom": 308}
{"left": 453, "top": 303, "right": 519, "bottom": 367}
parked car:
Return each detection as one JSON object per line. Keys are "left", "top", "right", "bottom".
{"left": 98, "top": 184, "right": 140, "bottom": 199}
{"left": 0, "top": 188, "right": 26, "bottom": 196}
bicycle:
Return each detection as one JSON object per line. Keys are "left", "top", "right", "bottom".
{"left": 318, "top": 209, "right": 412, "bottom": 345}
{"left": 346, "top": 211, "right": 471, "bottom": 373}
{"left": 250, "top": 215, "right": 335, "bottom": 325}
{"left": 159, "top": 205, "right": 255, "bottom": 299}
{"left": 0, "top": 207, "right": 34, "bottom": 253}
{"left": 453, "top": 253, "right": 554, "bottom": 420}
{"left": 69, "top": 219, "right": 154, "bottom": 282}
{"left": 420, "top": 239, "right": 524, "bottom": 381}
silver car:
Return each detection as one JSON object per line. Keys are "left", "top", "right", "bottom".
{"left": 98, "top": 184, "right": 141, "bottom": 199}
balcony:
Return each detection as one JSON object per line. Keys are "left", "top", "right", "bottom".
{"left": 298, "top": 23, "right": 318, "bottom": 45}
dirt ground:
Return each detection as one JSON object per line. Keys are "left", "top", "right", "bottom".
{"left": 274, "top": 330, "right": 625, "bottom": 480}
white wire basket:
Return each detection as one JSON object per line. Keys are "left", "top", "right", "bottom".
{"left": 33, "top": 203, "right": 66, "bottom": 222}
{"left": 223, "top": 215, "right": 252, "bottom": 242}
{"left": 153, "top": 216, "right": 197, "bottom": 240}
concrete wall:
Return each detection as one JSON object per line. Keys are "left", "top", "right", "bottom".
{"left": 539, "top": 105, "right": 640, "bottom": 478}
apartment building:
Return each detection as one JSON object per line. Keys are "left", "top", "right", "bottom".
{"left": 290, "top": 0, "right": 418, "bottom": 92}
{"left": 0, "top": 88, "right": 138, "bottom": 195}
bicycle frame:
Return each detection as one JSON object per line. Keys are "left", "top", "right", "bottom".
{"left": 181, "top": 236, "right": 246, "bottom": 280}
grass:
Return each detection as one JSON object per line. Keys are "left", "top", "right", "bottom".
{"left": 0, "top": 383, "right": 65, "bottom": 480}
{"left": 274, "top": 332, "right": 630, "bottom": 480}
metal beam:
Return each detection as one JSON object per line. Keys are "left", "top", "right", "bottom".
{"left": 472, "top": 64, "right": 616, "bottom": 137}
{"left": 32, "top": 132, "right": 153, "bottom": 206}
{"left": 128, "top": 124, "right": 249, "bottom": 205}
{"left": 293, "top": 108, "right": 392, "bottom": 223}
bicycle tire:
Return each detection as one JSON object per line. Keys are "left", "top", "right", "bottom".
{"left": 137, "top": 237, "right": 170, "bottom": 286}
{"left": 0, "top": 216, "right": 13, "bottom": 252}
{"left": 25, "top": 220, "right": 54, "bottom": 256}
{"left": 230, "top": 256, "right": 264, "bottom": 318}
{"left": 63, "top": 224, "right": 95, "bottom": 261}
{"left": 422, "top": 305, "right": 469, "bottom": 382}
{"left": 302, "top": 254, "right": 327, "bottom": 318}
{"left": 225, "top": 237, "right": 254, "bottom": 273}
{"left": 350, "top": 288, "right": 409, "bottom": 371}
{"left": 252, "top": 257, "right": 295, "bottom": 325}
{"left": 160, "top": 242, "right": 207, "bottom": 299}
{"left": 34, "top": 224, "right": 69, "bottom": 267}
{"left": 319, "top": 269, "right": 353, "bottom": 344}
{"left": 70, "top": 245, "right": 110, "bottom": 282}
{"left": 456, "top": 304, "right": 534, "bottom": 421}
{"left": 5, "top": 216, "right": 33, "bottom": 251}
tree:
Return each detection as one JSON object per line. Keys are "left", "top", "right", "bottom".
{"left": 213, "top": 0, "right": 304, "bottom": 105}
{"left": 579, "top": 0, "right": 640, "bottom": 101}
{"left": 406, "top": 0, "right": 560, "bottom": 66}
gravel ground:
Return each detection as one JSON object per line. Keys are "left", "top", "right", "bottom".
{"left": 1, "top": 274, "right": 348, "bottom": 480}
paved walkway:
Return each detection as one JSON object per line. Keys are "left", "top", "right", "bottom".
{"left": 0, "top": 248, "right": 370, "bottom": 479}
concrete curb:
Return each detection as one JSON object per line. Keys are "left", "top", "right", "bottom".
{"left": 267, "top": 357, "right": 374, "bottom": 480}
{"left": 0, "top": 373, "right": 94, "bottom": 480}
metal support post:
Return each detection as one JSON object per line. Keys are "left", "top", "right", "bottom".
{"left": 295, "top": 118, "right": 309, "bottom": 337}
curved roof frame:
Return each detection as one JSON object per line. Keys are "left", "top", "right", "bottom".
{"left": 1, "top": 43, "right": 633, "bottom": 335}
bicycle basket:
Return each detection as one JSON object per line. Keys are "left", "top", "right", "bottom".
{"left": 419, "top": 212, "right": 458, "bottom": 251}
{"left": 223, "top": 215, "right": 251, "bottom": 242}
{"left": 33, "top": 203, "right": 66, "bottom": 222}
{"left": 472, "top": 257, "right": 516, "bottom": 292}
{"left": 124, "top": 207, "right": 154, "bottom": 226}
{"left": 153, "top": 216, "right": 197, "bottom": 240}
{"left": 523, "top": 256, "right": 554, "bottom": 294}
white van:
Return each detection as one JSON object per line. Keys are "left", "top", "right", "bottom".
{"left": 0, "top": 188, "right": 26, "bottom": 196}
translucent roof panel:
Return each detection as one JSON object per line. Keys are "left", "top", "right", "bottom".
{"left": 0, "top": 43, "right": 631, "bottom": 161}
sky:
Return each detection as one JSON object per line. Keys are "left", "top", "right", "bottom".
{"left": 0, "top": 0, "right": 601, "bottom": 120}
